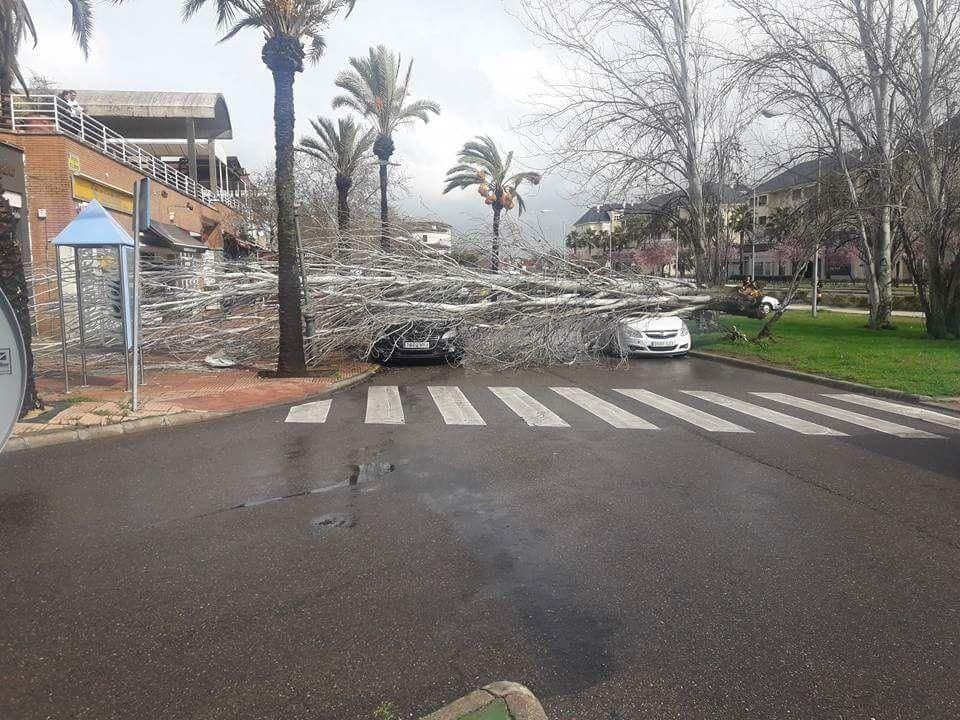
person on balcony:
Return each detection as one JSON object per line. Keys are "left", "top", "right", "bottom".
{"left": 58, "top": 90, "right": 83, "bottom": 118}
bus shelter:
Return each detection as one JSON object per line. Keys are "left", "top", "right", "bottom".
{"left": 51, "top": 200, "right": 136, "bottom": 393}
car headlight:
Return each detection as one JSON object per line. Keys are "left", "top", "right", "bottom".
{"left": 441, "top": 329, "right": 458, "bottom": 340}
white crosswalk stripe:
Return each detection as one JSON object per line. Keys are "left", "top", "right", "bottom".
{"left": 365, "top": 386, "right": 405, "bottom": 425}
{"left": 682, "top": 391, "right": 847, "bottom": 436}
{"left": 489, "top": 387, "right": 570, "bottom": 427}
{"left": 617, "top": 389, "right": 752, "bottom": 433}
{"left": 428, "top": 386, "right": 486, "bottom": 426}
{"left": 285, "top": 399, "right": 332, "bottom": 424}
{"left": 284, "top": 386, "right": 953, "bottom": 440}
{"left": 825, "top": 393, "right": 960, "bottom": 431}
{"left": 551, "top": 387, "right": 658, "bottom": 429}
{"left": 753, "top": 393, "right": 943, "bottom": 439}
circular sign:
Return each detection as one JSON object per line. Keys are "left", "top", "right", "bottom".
{"left": 0, "top": 290, "right": 27, "bottom": 453}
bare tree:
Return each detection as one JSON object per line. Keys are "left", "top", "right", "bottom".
{"left": 731, "top": 0, "right": 905, "bottom": 329}
{"left": 519, "top": 0, "right": 733, "bottom": 285}
{"left": 889, "top": 0, "right": 960, "bottom": 337}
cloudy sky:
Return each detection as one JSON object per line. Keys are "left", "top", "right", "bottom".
{"left": 19, "top": 0, "right": 581, "bottom": 242}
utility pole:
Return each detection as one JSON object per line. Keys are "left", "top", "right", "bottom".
{"left": 813, "top": 157, "right": 822, "bottom": 318}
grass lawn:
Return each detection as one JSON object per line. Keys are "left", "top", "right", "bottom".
{"left": 694, "top": 311, "right": 960, "bottom": 397}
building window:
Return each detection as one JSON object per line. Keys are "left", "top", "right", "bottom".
{"left": 758, "top": 215, "right": 768, "bottom": 226}
{"left": 758, "top": 195, "right": 768, "bottom": 206}
{"left": 791, "top": 188, "right": 803, "bottom": 202}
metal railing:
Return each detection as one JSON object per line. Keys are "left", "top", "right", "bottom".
{"left": 1, "top": 94, "right": 244, "bottom": 211}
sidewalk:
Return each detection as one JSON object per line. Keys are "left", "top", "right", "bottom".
{"left": 8, "top": 356, "right": 375, "bottom": 451}
{"left": 786, "top": 304, "right": 925, "bottom": 318}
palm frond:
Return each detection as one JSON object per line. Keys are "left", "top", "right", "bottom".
{"left": 332, "top": 44, "right": 439, "bottom": 137}
{"left": 182, "top": 0, "right": 354, "bottom": 65}
{"left": 67, "top": 0, "right": 94, "bottom": 56}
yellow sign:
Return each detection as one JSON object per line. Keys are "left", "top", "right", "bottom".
{"left": 72, "top": 175, "right": 134, "bottom": 215}
{"left": 68, "top": 154, "right": 80, "bottom": 174}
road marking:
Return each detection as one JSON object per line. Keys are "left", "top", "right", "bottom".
{"left": 285, "top": 399, "right": 332, "bottom": 424}
{"left": 489, "top": 387, "right": 570, "bottom": 427}
{"left": 615, "top": 389, "right": 752, "bottom": 432}
{"left": 682, "top": 391, "right": 847, "bottom": 436}
{"left": 428, "top": 386, "right": 486, "bottom": 426}
{"left": 752, "top": 393, "right": 943, "bottom": 439}
{"left": 366, "top": 386, "right": 404, "bottom": 425}
{"left": 551, "top": 387, "right": 658, "bottom": 429}
{"left": 825, "top": 393, "right": 960, "bottom": 431}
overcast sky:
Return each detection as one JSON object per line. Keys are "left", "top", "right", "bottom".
{"left": 19, "top": 0, "right": 580, "bottom": 242}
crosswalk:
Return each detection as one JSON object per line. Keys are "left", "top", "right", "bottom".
{"left": 285, "top": 387, "right": 956, "bottom": 440}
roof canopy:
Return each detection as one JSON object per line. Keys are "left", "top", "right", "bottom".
{"left": 51, "top": 200, "right": 134, "bottom": 248}
{"left": 74, "top": 90, "right": 233, "bottom": 140}
{"left": 143, "top": 222, "right": 207, "bottom": 253}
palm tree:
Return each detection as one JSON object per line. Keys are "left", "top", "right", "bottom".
{"left": 182, "top": 0, "right": 356, "bottom": 377}
{"left": 0, "top": 0, "right": 120, "bottom": 95}
{"left": 297, "top": 116, "right": 374, "bottom": 239}
{"left": 332, "top": 45, "right": 439, "bottom": 251}
{"left": 0, "top": 0, "right": 123, "bottom": 419}
{"left": 443, "top": 136, "right": 541, "bottom": 272}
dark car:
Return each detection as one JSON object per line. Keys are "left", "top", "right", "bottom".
{"left": 369, "top": 323, "right": 462, "bottom": 364}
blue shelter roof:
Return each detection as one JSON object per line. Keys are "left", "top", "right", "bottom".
{"left": 52, "top": 200, "right": 134, "bottom": 248}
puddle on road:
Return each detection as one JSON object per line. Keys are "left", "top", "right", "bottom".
{"left": 197, "top": 462, "right": 396, "bottom": 519}
{"left": 349, "top": 462, "right": 394, "bottom": 486}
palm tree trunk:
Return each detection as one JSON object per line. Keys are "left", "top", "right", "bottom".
{"left": 0, "top": 189, "right": 41, "bottom": 417}
{"left": 378, "top": 160, "right": 390, "bottom": 251}
{"left": 271, "top": 66, "right": 307, "bottom": 376}
{"left": 336, "top": 177, "right": 351, "bottom": 255}
{"left": 491, "top": 204, "right": 503, "bottom": 273}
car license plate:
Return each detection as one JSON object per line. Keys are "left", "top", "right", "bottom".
{"left": 404, "top": 341, "right": 431, "bottom": 350}
{"left": 649, "top": 339, "right": 675, "bottom": 347}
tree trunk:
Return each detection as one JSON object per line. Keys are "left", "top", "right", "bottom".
{"left": 869, "top": 211, "right": 894, "bottom": 329}
{"left": 378, "top": 161, "right": 389, "bottom": 251}
{"left": 271, "top": 66, "right": 307, "bottom": 376}
{"left": 492, "top": 203, "right": 502, "bottom": 273}
{"left": 335, "top": 175, "right": 351, "bottom": 255}
{"left": 0, "top": 190, "right": 41, "bottom": 417}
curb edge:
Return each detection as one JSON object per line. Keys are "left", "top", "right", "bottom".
{"left": 689, "top": 350, "right": 935, "bottom": 404}
{"left": 420, "top": 681, "right": 547, "bottom": 720}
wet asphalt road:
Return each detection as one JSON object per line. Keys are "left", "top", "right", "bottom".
{"left": 1, "top": 357, "right": 959, "bottom": 720}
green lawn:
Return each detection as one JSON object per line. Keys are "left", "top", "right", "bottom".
{"left": 695, "top": 311, "right": 960, "bottom": 397}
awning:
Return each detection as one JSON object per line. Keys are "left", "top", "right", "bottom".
{"left": 51, "top": 200, "right": 134, "bottom": 248}
{"left": 142, "top": 222, "right": 207, "bottom": 253}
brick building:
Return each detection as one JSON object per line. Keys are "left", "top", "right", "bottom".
{"left": 0, "top": 91, "right": 259, "bottom": 325}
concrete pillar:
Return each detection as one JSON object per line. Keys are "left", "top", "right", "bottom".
{"left": 207, "top": 138, "right": 218, "bottom": 195}
{"left": 186, "top": 119, "right": 198, "bottom": 184}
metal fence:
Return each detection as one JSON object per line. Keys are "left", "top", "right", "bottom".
{"left": 1, "top": 94, "right": 243, "bottom": 211}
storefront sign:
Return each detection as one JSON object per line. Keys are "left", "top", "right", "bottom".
{"left": 72, "top": 175, "right": 134, "bottom": 215}
{"left": 0, "top": 291, "right": 27, "bottom": 453}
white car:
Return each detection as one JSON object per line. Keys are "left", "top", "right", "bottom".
{"left": 755, "top": 295, "right": 781, "bottom": 318}
{"left": 612, "top": 315, "right": 692, "bottom": 357}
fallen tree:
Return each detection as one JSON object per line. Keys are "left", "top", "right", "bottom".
{"left": 28, "top": 228, "right": 713, "bottom": 373}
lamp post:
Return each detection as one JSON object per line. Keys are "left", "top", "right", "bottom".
{"left": 751, "top": 186, "right": 758, "bottom": 280}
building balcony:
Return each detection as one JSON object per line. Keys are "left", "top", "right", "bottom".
{"left": 0, "top": 93, "right": 243, "bottom": 211}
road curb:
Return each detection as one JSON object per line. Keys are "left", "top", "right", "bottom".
{"left": 2, "top": 369, "right": 378, "bottom": 455}
{"left": 420, "top": 682, "right": 547, "bottom": 720}
{"left": 689, "top": 350, "right": 937, "bottom": 404}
